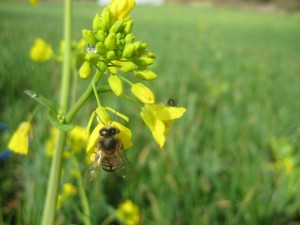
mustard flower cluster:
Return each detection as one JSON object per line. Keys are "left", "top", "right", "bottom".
{"left": 82, "top": 0, "right": 186, "bottom": 151}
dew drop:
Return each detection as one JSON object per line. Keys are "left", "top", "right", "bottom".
{"left": 25, "top": 90, "right": 37, "bottom": 98}
{"left": 84, "top": 43, "right": 97, "bottom": 53}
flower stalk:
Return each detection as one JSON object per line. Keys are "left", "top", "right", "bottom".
{"left": 41, "top": 0, "right": 72, "bottom": 224}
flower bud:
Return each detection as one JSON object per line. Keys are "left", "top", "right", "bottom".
{"left": 104, "top": 32, "right": 117, "bottom": 51}
{"left": 101, "top": 7, "right": 112, "bottom": 31}
{"left": 85, "top": 52, "right": 100, "bottom": 64}
{"left": 135, "top": 56, "right": 154, "bottom": 67}
{"left": 124, "top": 19, "right": 133, "bottom": 34}
{"left": 109, "top": 19, "right": 124, "bottom": 33}
{"left": 108, "top": 75, "right": 123, "bottom": 96}
{"left": 93, "top": 14, "right": 101, "bottom": 31}
{"left": 97, "top": 61, "right": 106, "bottom": 73}
{"left": 79, "top": 61, "right": 92, "bottom": 79}
{"left": 96, "top": 42, "right": 107, "bottom": 55}
{"left": 147, "top": 51, "right": 156, "bottom": 59}
{"left": 82, "top": 29, "right": 96, "bottom": 44}
{"left": 133, "top": 41, "right": 142, "bottom": 51}
{"left": 120, "top": 61, "right": 136, "bottom": 72}
{"left": 134, "top": 69, "right": 157, "bottom": 80}
{"left": 125, "top": 34, "right": 134, "bottom": 44}
{"left": 131, "top": 83, "right": 155, "bottom": 104}
{"left": 96, "top": 30, "right": 106, "bottom": 42}
{"left": 122, "top": 43, "right": 135, "bottom": 58}
{"left": 107, "top": 50, "right": 117, "bottom": 60}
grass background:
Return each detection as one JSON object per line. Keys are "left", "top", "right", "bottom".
{"left": 0, "top": 2, "right": 300, "bottom": 225}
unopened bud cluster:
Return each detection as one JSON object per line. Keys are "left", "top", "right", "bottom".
{"left": 79, "top": 6, "right": 157, "bottom": 82}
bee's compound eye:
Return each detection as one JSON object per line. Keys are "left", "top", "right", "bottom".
{"left": 100, "top": 129, "right": 107, "bottom": 136}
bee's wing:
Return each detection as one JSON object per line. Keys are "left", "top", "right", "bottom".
{"left": 83, "top": 152, "right": 102, "bottom": 187}
{"left": 115, "top": 151, "right": 138, "bottom": 180}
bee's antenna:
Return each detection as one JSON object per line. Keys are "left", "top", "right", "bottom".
{"left": 109, "top": 110, "right": 118, "bottom": 125}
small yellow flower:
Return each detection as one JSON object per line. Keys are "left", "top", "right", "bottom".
{"left": 116, "top": 200, "right": 140, "bottom": 225}
{"left": 110, "top": 0, "right": 136, "bottom": 20}
{"left": 131, "top": 83, "right": 155, "bottom": 104}
{"left": 8, "top": 122, "right": 32, "bottom": 155}
{"left": 67, "top": 126, "right": 88, "bottom": 152}
{"left": 140, "top": 104, "right": 186, "bottom": 148}
{"left": 63, "top": 183, "right": 77, "bottom": 196}
{"left": 30, "top": 38, "right": 53, "bottom": 62}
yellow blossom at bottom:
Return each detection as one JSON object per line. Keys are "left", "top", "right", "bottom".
{"left": 116, "top": 200, "right": 140, "bottom": 225}
{"left": 140, "top": 104, "right": 186, "bottom": 149}
{"left": 8, "top": 122, "right": 32, "bottom": 155}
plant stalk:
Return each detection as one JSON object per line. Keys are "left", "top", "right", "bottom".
{"left": 41, "top": 0, "right": 72, "bottom": 224}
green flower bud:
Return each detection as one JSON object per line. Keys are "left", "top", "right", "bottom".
{"left": 79, "top": 61, "right": 92, "bottom": 79}
{"left": 120, "top": 61, "right": 136, "bottom": 73}
{"left": 122, "top": 43, "right": 135, "bottom": 58}
{"left": 96, "top": 42, "right": 107, "bottom": 55}
{"left": 134, "top": 69, "right": 158, "bottom": 80}
{"left": 97, "top": 61, "right": 106, "bottom": 73}
{"left": 147, "top": 51, "right": 156, "bottom": 59}
{"left": 140, "top": 43, "right": 148, "bottom": 51}
{"left": 93, "top": 14, "right": 101, "bottom": 31}
{"left": 101, "top": 7, "right": 112, "bottom": 31}
{"left": 107, "top": 50, "right": 116, "bottom": 60}
{"left": 96, "top": 30, "right": 106, "bottom": 42}
{"left": 135, "top": 56, "right": 154, "bottom": 67}
{"left": 109, "top": 19, "right": 124, "bottom": 33}
{"left": 124, "top": 19, "right": 133, "bottom": 34}
{"left": 104, "top": 32, "right": 117, "bottom": 51}
{"left": 85, "top": 52, "right": 100, "bottom": 64}
{"left": 125, "top": 34, "right": 135, "bottom": 44}
{"left": 133, "top": 41, "right": 142, "bottom": 51}
{"left": 82, "top": 29, "right": 96, "bottom": 44}
{"left": 108, "top": 75, "right": 123, "bottom": 96}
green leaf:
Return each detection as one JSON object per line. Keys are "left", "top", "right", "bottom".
{"left": 25, "top": 90, "right": 58, "bottom": 113}
{"left": 48, "top": 110, "right": 74, "bottom": 132}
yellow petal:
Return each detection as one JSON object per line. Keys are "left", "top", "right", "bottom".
{"left": 110, "top": 0, "right": 136, "bottom": 19}
{"left": 8, "top": 122, "right": 32, "bottom": 155}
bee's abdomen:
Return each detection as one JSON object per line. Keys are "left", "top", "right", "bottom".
{"left": 100, "top": 155, "right": 120, "bottom": 172}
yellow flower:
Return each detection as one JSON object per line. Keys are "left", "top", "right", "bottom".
{"left": 30, "top": 38, "right": 53, "bottom": 62}
{"left": 131, "top": 83, "right": 155, "bottom": 104}
{"left": 140, "top": 104, "right": 186, "bottom": 149}
{"left": 116, "top": 200, "right": 140, "bottom": 225}
{"left": 7, "top": 122, "right": 32, "bottom": 155}
{"left": 110, "top": 0, "right": 136, "bottom": 20}
{"left": 86, "top": 121, "right": 132, "bottom": 156}
{"left": 67, "top": 126, "right": 88, "bottom": 152}
{"left": 63, "top": 183, "right": 77, "bottom": 196}
{"left": 29, "top": 0, "right": 38, "bottom": 6}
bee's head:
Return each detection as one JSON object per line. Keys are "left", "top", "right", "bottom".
{"left": 99, "top": 126, "right": 120, "bottom": 137}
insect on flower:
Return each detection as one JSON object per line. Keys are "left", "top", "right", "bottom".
{"left": 83, "top": 117, "right": 136, "bottom": 185}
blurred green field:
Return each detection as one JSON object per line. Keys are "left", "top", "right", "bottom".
{"left": 1, "top": 2, "right": 300, "bottom": 225}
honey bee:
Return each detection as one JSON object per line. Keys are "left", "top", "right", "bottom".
{"left": 83, "top": 125, "right": 136, "bottom": 184}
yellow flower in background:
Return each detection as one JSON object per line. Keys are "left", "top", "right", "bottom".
{"left": 8, "top": 122, "right": 32, "bottom": 155}
{"left": 131, "top": 83, "right": 155, "bottom": 104}
{"left": 110, "top": 0, "right": 136, "bottom": 19}
{"left": 29, "top": 0, "right": 38, "bottom": 6}
{"left": 116, "top": 200, "right": 140, "bottom": 225}
{"left": 63, "top": 183, "right": 77, "bottom": 196}
{"left": 140, "top": 104, "right": 186, "bottom": 149}
{"left": 30, "top": 38, "right": 53, "bottom": 62}
{"left": 67, "top": 126, "right": 88, "bottom": 152}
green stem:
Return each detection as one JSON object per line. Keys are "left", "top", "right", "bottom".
{"left": 41, "top": 0, "right": 72, "bottom": 224}
{"left": 71, "top": 156, "right": 91, "bottom": 225}
{"left": 65, "top": 72, "right": 110, "bottom": 124}
{"left": 93, "top": 78, "right": 102, "bottom": 107}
